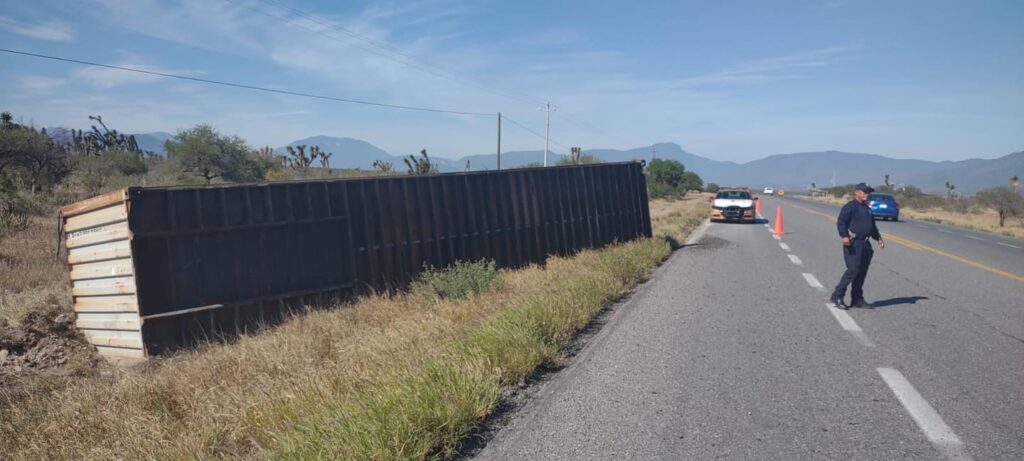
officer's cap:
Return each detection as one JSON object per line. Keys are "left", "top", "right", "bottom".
{"left": 854, "top": 183, "right": 874, "bottom": 194}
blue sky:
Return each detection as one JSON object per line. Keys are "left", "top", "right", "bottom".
{"left": 1, "top": 0, "right": 1021, "bottom": 162}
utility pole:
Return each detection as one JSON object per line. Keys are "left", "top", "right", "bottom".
{"left": 651, "top": 147, "right": 657, "bottom": 162}
{"left": 541, "top": 101, "right": 555, "bottom": 166}
{"left": 496, "top": 112, "right": 502, "bottom": 170}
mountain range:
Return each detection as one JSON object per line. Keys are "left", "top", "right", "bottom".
{"left": 55, "top": 130, "right": 1022, "bottom": 196}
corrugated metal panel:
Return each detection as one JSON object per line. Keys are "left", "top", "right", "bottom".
{"left": 67, "top": 240, "right": 132, "bottom": 264}
{"left": 64, "top": 203, "right": 127, "bottom": 232}
{"left": 81, "top": 329, "right": 144, "bottom": 349}
{"left": 62, "top": 162, "right": 652, "bottom": 361}
{"left": 74, "top": 296, "right": 139, "bottom": 314}
{"left": 62, "top": 192, "right": 145, "bottom": 362}
{"left": 69, "top": 258, "right": 134, "bottom": 280}
{"left": 75, "top": 312, "right": 141, "bottom": 330}
{"left": 65, "top": 222, "right": 131, "bottom": 249}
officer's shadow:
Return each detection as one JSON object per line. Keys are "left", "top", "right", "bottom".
{"left": 863, "top": 296, "right": 929, "bottom": 309}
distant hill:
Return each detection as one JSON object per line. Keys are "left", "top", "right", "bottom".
{"left": 903, "top": 151, "right": 1024, "bottom": 195}
{"left": 275, "top": 136, "right": 394, "bottom": 170}
{"left": 134, "top": 132, "right": 174, "bottom": 155}
{"left": 275, "top": 136, "right": 1019, "bottom": 195}
{"left": 40, "top": 125, "right": 1020, "bottom": 195}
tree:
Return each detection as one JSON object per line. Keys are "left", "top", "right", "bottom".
{"left": 165, "top": 125, "right": 267, "bottom": 184}
{"left": 1012, "top": 175, "right": 1020, "bottom": 194}
{"left": 883, "top": 174, "right": 892, "bottom": 188}
{"left": 646, "top": 158, "right": 687, "bottom": 198}
{"left": 680, "top": 171, "right": 703, "bottom": 192}
{"left": 706, "top": 183, "right": 720, "bottom": 193}
{"left": 975, "top": 187, "right": 1024, "bottom": 226}
{"left": 944, "top": 181, "right": 956, "bottom": 199}
{"left": 0, "top": 121, "right": 70, "bottom": 194}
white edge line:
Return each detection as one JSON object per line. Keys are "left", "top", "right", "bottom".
{"left": 684, "top": 219, "right": 711, "bottom": 246}
{"left": 877, "top": 368, "right": 972, "bottom": 461}
{"left": 788, "top": 254, "right": 802, "bottom": 265}
{"left": 802, "top": 273, "right": 824, "bottom": 290}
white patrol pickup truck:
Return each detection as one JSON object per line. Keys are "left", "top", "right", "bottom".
{"left": 710, "top": 189, "right": 756, "bottom": 223}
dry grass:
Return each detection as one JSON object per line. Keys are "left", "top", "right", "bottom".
{"left": 649, "top": 193, "right": 711, "bottom": 243}
{"left": 0, "top": 216, "right": 71, "bottom": 328}
{"left": 0, "top": 198, "right": 708, "bottom": 460}
{"left": 899, "top": 208, "right": 1024, "bottom": 239}
{"left": 801, "top": 195, "right": 1024, "bottom": 239}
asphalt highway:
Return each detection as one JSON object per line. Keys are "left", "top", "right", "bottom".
{"left": 473, "top": 195, "right": 1024, "bottom": 460}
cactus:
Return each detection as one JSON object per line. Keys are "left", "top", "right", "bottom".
{"left": 285, "top": 144, "right": 315, "bottom": 169}
{"left": 68, "top": 115, "right": 145, "bottom": 155}
{"left": 315, "top": 147, "right": 332, "bottom": 169}
{"left": 568, "top": 146, "right": 582, "bottom": 164}
{"left": 404, "top": 149, "right": 436, "bottom": 175}
{"left": 373, "top": 160, "right": 394, "bottom": 173}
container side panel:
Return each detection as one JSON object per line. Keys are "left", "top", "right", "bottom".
{"left": 64, "top": 203, "right": 127, "bottom": 232}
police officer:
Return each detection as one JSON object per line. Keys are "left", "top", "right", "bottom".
{"left": 830, "top": 183, "right": 885, "bottom": 309}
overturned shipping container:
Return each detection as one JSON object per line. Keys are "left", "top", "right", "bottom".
{"left": 60, "top": 162, "right": 652, "bottom": 361}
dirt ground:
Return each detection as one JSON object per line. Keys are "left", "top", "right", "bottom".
{"left": 0, "top": 217, "right": 100, "bottom": 384}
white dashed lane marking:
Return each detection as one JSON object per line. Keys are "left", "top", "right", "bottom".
{"left": 778, "top": 242, "right": 791, "bottom": 251}
{"left": 962, "top": 234, "right": 984, "bottom": 241}
{"left": 825, "top": 303, "right": 874, "bottom": 347}
{"left": 996, "top": 241, "right": 1022, "bottom": 249}
{"left": 938, "top": 229, "right": 953, "bottom": 234}
{"left": 877, "top": 368, "right": 973, "bottom": 461}
{"left": 772, "top": 234, "right": 781, "bottom": 240}
{"left": 788, "top": 254, "right": 802, "bottom": 266}
{"left": 802, "top": 273, "right": 825, "bottom": 291}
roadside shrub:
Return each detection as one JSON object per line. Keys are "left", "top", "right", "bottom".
{"left": 647, "top": 181, "right": 680, "bottom": 199}
{"left": 0, "top": 210, "right": 29, "bottom": 231}
{"left": 705, "top": 183, "right": 720, "bottom": 193}
{"left": 828, "top": 184, "right": 855, "bottom": 198}
{"left": 413, "top": 259, "right": 499, "bottom": 301}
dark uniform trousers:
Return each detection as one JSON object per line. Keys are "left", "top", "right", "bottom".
{"left": 832, "top": 237, "right": 873, "bottom": 302}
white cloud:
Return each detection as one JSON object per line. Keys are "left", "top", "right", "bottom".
{"left": 0, "top": 16, "right": 74, "bottom": 41}
{"left": 68, "top": 52, "right": 197, "bottom": 89}
{"left": 672, "top": 43, "right": 863, "bottom": 89}
{"left": 17, "top": 75, "right": 64, "bottom": 93}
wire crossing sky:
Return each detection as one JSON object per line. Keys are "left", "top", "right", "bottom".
{"left": 1, "top": 0, "right": 1021, "bottom": 161}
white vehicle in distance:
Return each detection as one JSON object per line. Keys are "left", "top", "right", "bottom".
{"left": 763, "top": 186, "right": 775, "bottom": 195}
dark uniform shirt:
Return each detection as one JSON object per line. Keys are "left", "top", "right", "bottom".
{"left": 836, "top": 199, "right": 881, "bottom": 240}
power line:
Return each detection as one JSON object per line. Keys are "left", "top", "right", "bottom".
{"left": 225, "top": 0, "right": 542, "bottom": 108}
{"left": 232, "top": 0, "right": 609, "bottom": 135}
{"left": 502, "top": 115, "right": 568, "bottom": 152}
{"left": 0, "top": 48, "right": 494, "bottom": 117}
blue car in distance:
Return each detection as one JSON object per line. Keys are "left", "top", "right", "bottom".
{"left": 867, "top": 192, "right": 900, "bottom": 221}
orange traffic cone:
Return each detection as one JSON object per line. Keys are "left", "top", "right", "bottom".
{"left": 755, "top": 197, "right": 762, "bottom": 214}
{"left": 772, "top": 206, "right": 785, "bottom": 235}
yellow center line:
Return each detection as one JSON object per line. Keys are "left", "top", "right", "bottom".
{"left": 785, "top": 202, "right": 1024, "bottom": 283}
